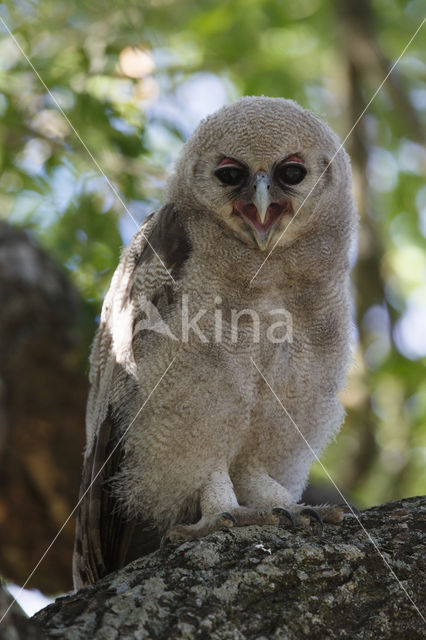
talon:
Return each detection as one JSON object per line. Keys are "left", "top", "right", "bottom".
{"left": 300, "top": 507, "right": 323, "bottom": 527}
{"left": 272, "top": 507, "right": 296, "bottom": 528}
{"left": 339, "top": 503, "right": 361, "bottom": 517}
{"left": 219, "top": 512, "right": 237, "bottom": 525}
{"left": 160, "top": 534, "right": 167, "bottom": 549}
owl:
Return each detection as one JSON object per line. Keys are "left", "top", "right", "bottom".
{"left": 73, "top": 96, "right": 357, "bottom": 589}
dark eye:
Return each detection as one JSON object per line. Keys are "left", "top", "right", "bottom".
{"left": 276, "top": 162, "right": 307, "bottom": 186}
{"left": 214, "top": 166, "right": 246, "bottom": 186}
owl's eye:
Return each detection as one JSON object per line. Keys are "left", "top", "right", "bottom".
{"left": 215, "top": 166, "right": 247, "bottom": 186}
{"left": 276, "top": 162, "right": 307, "bottom": 186}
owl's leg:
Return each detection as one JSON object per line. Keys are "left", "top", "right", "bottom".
{"left": 232, "top": 468, "right": 344, "bottom": 525}
{"left": 164, "top": 468, "right": 345, "bottom": 545}
{"left": 164, "top": 469, "right": 278, "bottom": 544}
{"left": 164, "top": 470, "right": 238, "bottom": 543}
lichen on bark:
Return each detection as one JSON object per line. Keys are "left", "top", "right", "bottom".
{"left": 33, "top": 497, "right": 425, "bottom": 639}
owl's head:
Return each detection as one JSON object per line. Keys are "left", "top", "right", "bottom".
{"left": 167, "top": 96, "right": 353, "bottom": 251}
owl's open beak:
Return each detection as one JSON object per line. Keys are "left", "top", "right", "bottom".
{"left": 234, "top": 172, "right": 292, "bottom": 251}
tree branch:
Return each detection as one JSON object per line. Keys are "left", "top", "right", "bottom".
{"left": 34, "top": 496, "right": 426, "bottom": 639}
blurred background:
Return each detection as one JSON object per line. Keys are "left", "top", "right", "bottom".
{"left": 0, "top": 0, "right": 425, "bottom": 603}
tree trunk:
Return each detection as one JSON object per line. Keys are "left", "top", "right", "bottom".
{"left": 33, "top": 496, "right": 425, "bottom": 639}
{"left": 0, "top": 222, "right": 88, "bottom": 593}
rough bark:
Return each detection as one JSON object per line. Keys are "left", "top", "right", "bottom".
{"left": 0, "top": 222, "right": 88, "bottom": 593}
{"left": 34, "top": 496, "right": 425, "bottom": 639}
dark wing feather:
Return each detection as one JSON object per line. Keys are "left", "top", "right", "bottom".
{"left": 73, "top": 205, "right": 191, "bottom": 589}
{"left": 73, "top": 407, "right": 134, "bottom": 587}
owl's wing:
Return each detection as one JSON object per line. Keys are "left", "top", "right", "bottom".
{"left": 72, "top": 406, "right": 134, "bottom": 587}
{"left": 73, "top": 204, "right": 191, "bottom": 588}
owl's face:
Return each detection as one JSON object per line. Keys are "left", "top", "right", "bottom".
{"left": 168, "top": 97, "right": 350, "bottom": 252}
{"left": 206, "top": 152, "right": 313, "bottom": 251}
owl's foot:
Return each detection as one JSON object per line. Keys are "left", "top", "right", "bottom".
{"left": 163, "top": 508, "right": 296, "bottom": 544}
{"left": 162, "top": 504, "right": 350, "bottom": 545}
{"left": 163, "top": 512, "right": 238, "bottom": 544}
{"left": 275, "top": 504, "right": 346, "bottom": 526}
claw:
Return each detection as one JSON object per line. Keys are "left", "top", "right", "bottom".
{"left": 160, "top": 534, "right": 167, "bottom": 549}
{"left": 300, "top": 507, "right": 323, "bottom": 527}
{"left": 339, "top": 503, "right": 361, "bottom": 517}
{"left": 272, "top": 507, "right": 296, "bottom": 528}
{"left": 219, "top": 512, "right": 237, "bottom": 525}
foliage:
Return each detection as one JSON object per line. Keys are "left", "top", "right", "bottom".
{"left": 0, "top": 0, "right": 425, "bottom": 508}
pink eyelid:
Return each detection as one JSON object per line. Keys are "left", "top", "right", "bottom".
{"left": 217, "top": 155, "right": 303, "bottom": 168}
{"left": 284, "top": 155, "right": 303, "bottom": 163}
{"left": 217, "top": 157, "right": 245, "bottom": 168}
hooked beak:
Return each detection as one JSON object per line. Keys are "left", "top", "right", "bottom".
{"left": 233, "top": 171, "right": 292, "bottom": 251}
{"left": 253, "top": 172, "right": 270, "bottom": 224}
